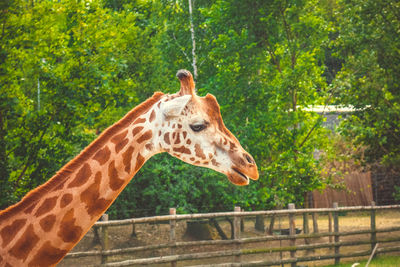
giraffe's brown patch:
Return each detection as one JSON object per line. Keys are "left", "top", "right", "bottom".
{"left": 172, "top": 132, "right": 176, "bottom": 139}
{"left": 24, "top": 203, "right": 37, "bottom": 214}
{"left": 194, "top": 161, "right": 201, "bottom": 164}
{"left": 10, "top": 224, "right": 39, "bottom": 260}
{"left": 93, "top": 146, "right": 111, "bottom": 165}
{"left": 81, "top": 172, "right": 112, "bottom": 218}
{"left": 211, "top": 159, "right": 220, "bottom": 167}
{"left": 145, "top": 143, "right": 154, "bottom": 151}
{"left": 158, "top": 131, "right": 161, "bottom": 136}
{"left": 173, "top": 146, "right": 191, "bottom": 154}
{"left": 35, "top": 196, "right": 58, "bottom": 217}
{"left": 223, "top": 138, "right": 228, "bottom": 145}
{"left": 39, "top": 214, "right": 56, "bottom": 232}
{"left": 183, "top": 131, "right": 187, "bottom": 139}
{"left": 134, "top": 153, "right": 145, "bottom": 171}
{"left": 109, "top": 160, "right": 125, "bottom": 191}
{"left": 122, "top": 146, "right": 134, "bottom": 173}
{"left": 229, "top": 141, "right": 236, "bottom": 151}
{"left": 133, "top": 117, "right": 146, "bottom": 124}
{"left": 132, "top": 126, "right": 144, "bottom": 137}
{"left": 53, "top": 178, "right": 67, "bottom": 191}
{"left": 177, "top": 124, "right": 182, "bottom": 129}
{"left": 28, "top": 241, "right": 67, "bottom": 267}
{"left": 137, "top": 130, "right": 152, "bottom": 143}
{"left": 172, "top": 124, "right": 176, "bottom": 129}
{"left": 203, "top": 161, "right": 209, "bottom": 165}
{"left": 115, "top": 138, "right": 129, "bottom": 154}
{"left": 111, "top": 130, "right": 128, "bottom": 144}
{"left": 186, "top": 139, "right": 192, "bottom": 145}
{"left": 60, "top": 193, "right": 73, "bottom": 208}
{"left": 195, "top": 144, "right": 207, "bottom": 160}
{"left": 67, "top": 163, "right": 92, "bottom": 189}
{"left": 149, "top": 109, "right": 156, "bottom": 122}
{"left": 0, "top": 219, "right": 27, "bottom": 245}
{"left": 190, "top": 157, "right": 195, "bottom": 161}
{"left": 164, "top": 133, "right": 170, "bottom": 145}
{"left": 58, "top": 209, "right": 83, "bottom": 243}
{"left": 157, "top": 101, "right": 161, "bottom": 108}
{"left": 174, "top": 132, "right": 181, "bottom": 144}
{"left": 111, "top": 130, "right": 129, "bottom": 154}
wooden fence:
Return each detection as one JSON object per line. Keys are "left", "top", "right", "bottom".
{"left": 64, "top": 203, "right": 400, "bottom": 266}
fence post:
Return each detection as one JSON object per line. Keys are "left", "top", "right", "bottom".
{"left": 333, "top": 202, "right": 340, "bottom": 265}
{"left": 169, "top": 208, "right": 177, "bottom": 267}
{"left": 328, "top": 211, "right": 333, "bottom": 245}
{"left": 288, "top": 203, "right": 296, "bottom": 267}
{"left": 101, "top": 214, "right": 109, "bottom": 264}
{"left": 370, "top": 201, "right": 377, "bottom": 253}
{"left": 233, "top": 206, "right": 241, "bottom": 264}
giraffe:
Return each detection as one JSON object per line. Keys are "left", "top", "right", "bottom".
{"left": 0, "top": 70, "right": 258, "bottom": 266}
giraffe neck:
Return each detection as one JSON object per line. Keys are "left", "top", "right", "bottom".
{"left": 0, "top": 92, "right": 165, "bottom": 267}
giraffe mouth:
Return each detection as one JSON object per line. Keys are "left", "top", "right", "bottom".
{"left": 228, "top": 167, "right": 250, "bottom": 186}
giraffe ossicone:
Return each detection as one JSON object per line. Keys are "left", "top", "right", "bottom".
{"left": 0, "top": 69, "right": 258, "bottom": 266}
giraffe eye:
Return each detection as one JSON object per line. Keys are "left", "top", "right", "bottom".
{"left": 190, "top": 124, "right": 207, "bottom": 132}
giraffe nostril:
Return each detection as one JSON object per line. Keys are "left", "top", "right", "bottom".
{"left": 245, "top": 154, "right": 254, "bottom": 164}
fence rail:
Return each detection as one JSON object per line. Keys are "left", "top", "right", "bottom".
{"left": 64, "top": 203, "right": 400, "bottom": 266}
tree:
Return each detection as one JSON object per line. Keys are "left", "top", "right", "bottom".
{"left": 333, "top": 0, "right": 400, "bottom": 169}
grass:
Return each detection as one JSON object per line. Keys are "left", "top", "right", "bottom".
{"left": 323, "top": 255, "right": 400, "bottom": 267}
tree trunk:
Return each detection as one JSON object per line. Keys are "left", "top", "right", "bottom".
{"left": 255, "top": 215, "right": 265, "bottom": 232}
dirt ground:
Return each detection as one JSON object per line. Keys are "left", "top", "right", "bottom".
{"left": 59, "top": 210, "right": 400, "bottom": 267}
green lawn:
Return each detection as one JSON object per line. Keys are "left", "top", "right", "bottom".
{"left": 323, "top": 255, "right": 400, "bottom": 267}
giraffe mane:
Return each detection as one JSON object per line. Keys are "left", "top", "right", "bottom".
{"left": 0, "top": 92, "right": 164, "bottom": 221}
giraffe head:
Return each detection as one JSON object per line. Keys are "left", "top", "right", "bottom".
{"left": 157, "top": 70, "right": 259, "bottom": 185}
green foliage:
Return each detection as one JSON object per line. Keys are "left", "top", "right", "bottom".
{"left": 331, "top": 0, "right": 400, "bottom": 169}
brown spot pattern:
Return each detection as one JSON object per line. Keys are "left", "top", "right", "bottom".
{"left": 35, "top": 196, "right": 58, "bottom": 217}
{"left": 67, "top": 163, "right": 92, "bottom": 188}
{"left": 149, "top": 109, "right": 156, "bottom": 122}
{"left": 28, "top": 241, "right": 67, "bottom": 267}
{"left": 183, "top": 131, "right": 187, "bottom": 139}
{"left": 137, "top": 130, "right": 152, "bottom": 143}
{"left": 212, "top": 159, "right": 220, "bottom": 167}
{"left": 115, "top": 138, "right": 129, "bottom": 154}
{"left": 24, "top": 203, "right": 36, "bottom": 214}
{"left": 111, "top": 130, "right": 128, "bottom": 144}
{"left": 58, "top": 209, "right": 83, "bottom": 243}
{"left": 186, "top": 139, "right": 192, "bottom": 145}
{"left": 195, "top": 144, "right": 207, "bottom": 160}
{"left": 173, "top": 146, "right": 191, "bottom": 154}
{"left": 81, "top": 172, "right": 112, "bottom": 218}
{"left": 60, "top": 193, "right": 73, "bottom": 208}
{"left": 132, "top": 126, "right": 144, "bottom": 137}
{"left": 53, "top": 179, "right": 67, "bottom": 191}
{"left": 174, "top": 132, "right": 181, "bottom": 144}
{"left": 111, "top": 130, "right": 129, "bottom": 154}
{"left": 164, "top": 133, "right": 170, "bottom": 144}
{"left": 135, "top": 153, "right": 145, "bottom": 171}
{"left": 145, "top": 143, "right": 153, "bottom": 151}
{"left": 133, "top": 117, "right": 146, "bottom": 124}
{"left": 93, "top": 146, "right": 111, "bottom": 165}
{"left": 122, "top": 146, "right": 134, "bottom": 173}
{"left": 0, "top": 219, "right": 27, "bottom": 245}
{"left": 39, "top": 214, "right": 56, "bottom": 232}
{"left": 10, "top": 225, "right": 39, "bottom": 260}
{"left": 108, "top": 160, "right": 125, "bottom": 191}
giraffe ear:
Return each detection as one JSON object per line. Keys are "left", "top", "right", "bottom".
{"left": 161, "top": 95, "right": 192, "bottom": 118}
{"left": 176, "top": 69, "right": 196, "bottom": 96}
